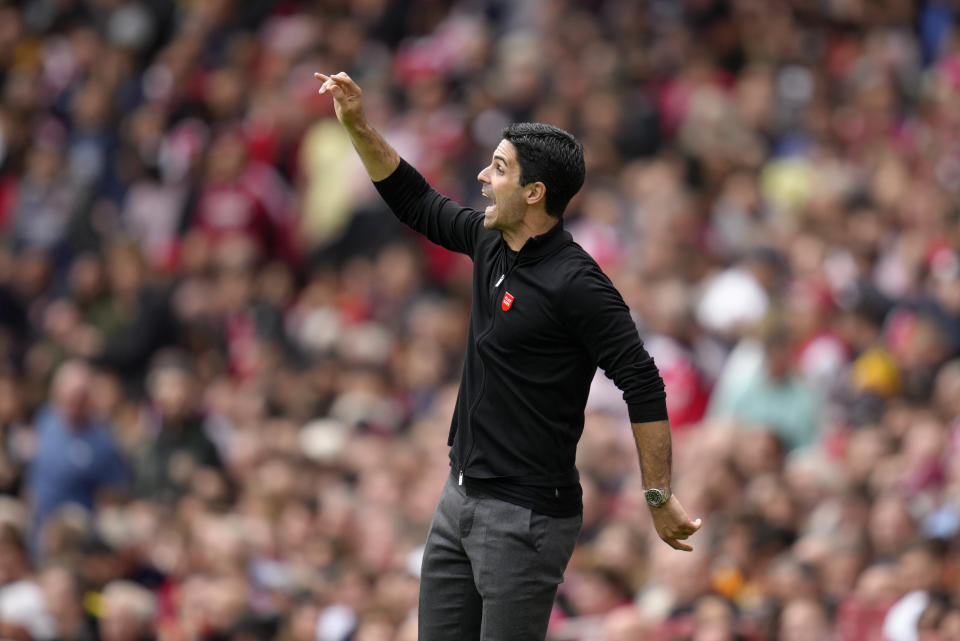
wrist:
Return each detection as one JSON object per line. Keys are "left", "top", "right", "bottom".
{"left": 644, "top": 487, "right": 671, "bottom": 508}
{"left": 345, "top": 118, "right": 372, "bottom": 137}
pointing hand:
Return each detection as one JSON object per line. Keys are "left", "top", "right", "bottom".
{"left": 314, "top": 71, "right": 365, "bottom": 130}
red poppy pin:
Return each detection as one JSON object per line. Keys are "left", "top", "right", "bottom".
{"left": 501, "top": 292, "right": 514, "bottom": 311}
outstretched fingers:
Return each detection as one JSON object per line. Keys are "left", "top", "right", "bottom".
{"left": 314, "top": 72, "right": 339, "bottom": 95}
{"left": 314, "top": 72, "right": 358, "bottom": 96}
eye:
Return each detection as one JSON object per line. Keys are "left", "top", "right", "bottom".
{"left": 496, "top": 165, "right": 504, "bottom": 175}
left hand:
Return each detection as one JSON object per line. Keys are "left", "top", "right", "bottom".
{"left": 649, "top": 495, "right": 702, "bottom": 551}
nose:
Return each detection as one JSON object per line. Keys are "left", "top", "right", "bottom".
{"left": 477, "top": 166, "right": 489, "bottom": 184}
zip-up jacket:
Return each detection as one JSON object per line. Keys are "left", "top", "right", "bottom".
{"left": 374, "top": 160, "right": 668, "bottom": 515}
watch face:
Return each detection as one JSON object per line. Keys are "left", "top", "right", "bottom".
{"left": 645, "top": 488, "right": 667, "bottom": 507}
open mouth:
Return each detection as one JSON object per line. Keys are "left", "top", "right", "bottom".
{"left": 482, "top": 189, "right": 496, "bottom": 215}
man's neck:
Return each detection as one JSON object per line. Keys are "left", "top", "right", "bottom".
{"left": 502, "top": 214, "right": 559, "bottom": 252}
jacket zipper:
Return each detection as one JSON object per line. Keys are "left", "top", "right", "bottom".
{"left": 460, "top": 247, "right": 523, "bottom": 485}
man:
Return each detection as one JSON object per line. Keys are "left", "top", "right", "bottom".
{"left": 0, "top": 522, "right": 57, "bottom": 640}
{"left": 315, "top": 71, "right": 701, "bottom": 640}
{"left": 98, "top": 580, "right": 156, "bottom": 641}
{"left": 134, "top": 355, "right": 222, "bottom": 500}
{"left": 26, "top": 360, "right": 129, "bottom": 552}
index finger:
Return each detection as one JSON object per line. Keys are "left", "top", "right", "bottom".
{"left": 666, "top": 538, "right": 694, "bottom": 552}
{"left": 314, "top": 72, "right": 345, "bottom": 95}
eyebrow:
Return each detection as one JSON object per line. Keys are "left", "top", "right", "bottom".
{"left": 493, "top": 154, "right": 508, "bottom": 165}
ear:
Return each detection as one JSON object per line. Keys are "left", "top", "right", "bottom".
{"left": 525, "top": 181, "right": 546, "bottom": 207}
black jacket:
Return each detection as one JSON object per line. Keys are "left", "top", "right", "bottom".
{"left": 375, "top": 160, "right": 667, "bottom": 514}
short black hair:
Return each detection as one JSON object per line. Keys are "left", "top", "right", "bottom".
{"left": 501, "top": 122, "right": 585, "bottom": 218}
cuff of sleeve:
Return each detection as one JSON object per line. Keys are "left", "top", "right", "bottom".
{"left": 372, "top": 158, "right": 413, "bottom": 189}
{"left": 373, "top": 158, "right": 428, "bottom": 204}
{"left": 628, "top": 401, "right": 669, "bottom": 424}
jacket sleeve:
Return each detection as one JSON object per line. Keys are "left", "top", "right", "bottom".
{"left": 562, "top": 264, "right": 669, "bottom": 423}
{"left": 373, "top": 159, "right": 484, "bottom": 257}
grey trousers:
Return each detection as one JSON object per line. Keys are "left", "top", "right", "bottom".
{"left": 418, "top": 472, "right": 583, "bottom": 641}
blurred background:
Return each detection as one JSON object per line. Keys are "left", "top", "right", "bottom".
{"left": 0, "top": 0, "right": 959, "bottom": 639}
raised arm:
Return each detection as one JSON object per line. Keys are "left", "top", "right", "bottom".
{"left": 314, "top": 72, "right": 399, "bottom": 181}
{"left": 314, "top": 71, "right": 484, "bottom": 257}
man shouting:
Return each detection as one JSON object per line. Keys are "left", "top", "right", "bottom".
{"left": 315, "top": 70, "right": 701, "bottom": 641}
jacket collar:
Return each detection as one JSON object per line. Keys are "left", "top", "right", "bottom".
{"left": 513, "top": 219, "right": 571, "bottom": 260}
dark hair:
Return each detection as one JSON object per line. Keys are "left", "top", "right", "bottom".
{"left": 501, "top": 122, "right": 585, "bottom": 218}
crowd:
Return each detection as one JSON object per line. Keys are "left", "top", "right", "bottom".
{"left": 0, "top": 0, "right": 959, "bottom": 639}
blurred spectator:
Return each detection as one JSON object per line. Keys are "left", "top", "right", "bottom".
{"left": 0, "top": 372, "right": 32, "bottom": 496}
{"left": 0, "top": 522, "right": 56, "bottom": 639}
{"left": 134, "top": 354, "right": 221, "bottom": 500}
{"left": 883, "top": 542, "right": 948, "bottom": 641}
{"left": 39, "top": 562, "right": 97, "bottom": 641}
{"left": 190, "top": 127, "right": 298, "bottom": 267}
{"left": 779, "top": 598, "right": 830, "bottom": 641}
{"left": 26, "top": 361, "right": 129, "bottom": 551}
{"left": 10, "top": 122, "right": 78, "bottom": 256}
{"left": 98, "top": 580, "right": 156, "bottom": 641}
{"left": 90, "top": 242, "right": 178, "bottom": 382}
{"left": 708, "top": 323, "right": 822, "bottom": 451}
